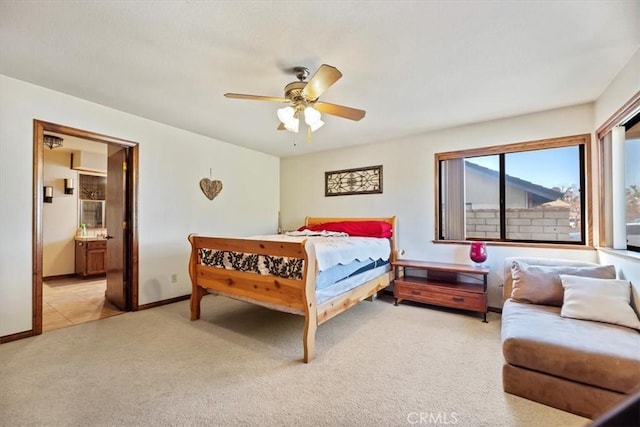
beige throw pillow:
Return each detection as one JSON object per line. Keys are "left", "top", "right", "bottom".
{"left": 560, "top": 275, "right": 640, "bottom": 330}
{"left": 510, "top": 261, "right": 616, "bottom": 307}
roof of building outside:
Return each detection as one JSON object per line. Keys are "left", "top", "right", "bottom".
{"left": 465, "top": 161, "right": 564, "bottom": 202}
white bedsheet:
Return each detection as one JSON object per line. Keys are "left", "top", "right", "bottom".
{"left": 316, "top": 263, "right": 391, "bottom": 305}
{"left": 247, "top": 234, "right": 391, "bottom": 272}
{"left": 284, "top": 230, "right": 348, "bottom": 237}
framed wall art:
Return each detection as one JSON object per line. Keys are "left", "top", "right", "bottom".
{"left": 325, "top": 165, "right": 383, "bottom": 196}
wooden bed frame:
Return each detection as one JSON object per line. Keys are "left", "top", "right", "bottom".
{"left": 188, "top": 216, "right": 397, "bottom": 362}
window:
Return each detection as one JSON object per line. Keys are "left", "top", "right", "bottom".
{"left": 625, "top": 119, "right": 639, "bottom": 250}
{"left": 598, "top": 99, "right": 640, "bottom": 253}
{"left": 436, "top": 135, "right": 589, "bottom": 245}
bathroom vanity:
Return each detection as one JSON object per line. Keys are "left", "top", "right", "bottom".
{"left": 75, "top": 237, "right": 107, "bottom": 277}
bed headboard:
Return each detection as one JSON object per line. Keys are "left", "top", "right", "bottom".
{"left": 304, "top": 216, "right": 398, "bottom": 262}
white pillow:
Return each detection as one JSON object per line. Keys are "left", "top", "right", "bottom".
{"left": 559, "top": 275, "right": 640, "bottom": 330}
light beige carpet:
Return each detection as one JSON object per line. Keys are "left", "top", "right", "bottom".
{"left": 0, "top": 294, "right": 587, "bottom": 426}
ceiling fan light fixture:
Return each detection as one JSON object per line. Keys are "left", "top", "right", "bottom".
{"left": 285, "top": 117, "right": 299, "bottom": 133}
{"left": 277, "top": 106, "right": 295, "bottom": 123}
{"left": 277, "top": 106, "right": 300, "bottom": 133}
{"left": 304, "top": 106, "right": 324, "bottom": 132}
{"left": 226, "top": 64, "right": 365, "bottom": 137}
{"left": 308, "top": 118, "right": 324, "bottom": 132}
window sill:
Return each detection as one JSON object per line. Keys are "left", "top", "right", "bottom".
{"left": 433, "top": 240, "right": 595, "bottom": 251}
{"left": 596, "top": 247, "right": 640, "bottom": 262}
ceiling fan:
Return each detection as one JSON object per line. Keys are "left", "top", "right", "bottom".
{"left": 224, "top": 64, "right": 366, "bottom": 141}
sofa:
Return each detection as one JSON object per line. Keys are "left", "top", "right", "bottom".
{"left": 501, "top": 257, "right": 640, "bottom": 419}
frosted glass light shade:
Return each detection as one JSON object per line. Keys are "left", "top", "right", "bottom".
{"left": 277, "top": 106, "right": 300, "bottom": 133}
{"left": 304, "top": 106, "right": 324, "bottom": 132}
{"left": 284, "top": 117, "right": 299, "bottom": 133}
{"left": 277, "top": 106, "right": 295, "bottom": 123}
{"left": 308, "top": 119, "right": 324, "bottom": 132}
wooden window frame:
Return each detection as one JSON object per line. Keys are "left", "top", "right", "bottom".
{"left": 596, "top": 90, "right": 640, "bottom": 252}
{"left": 434, "top": 134, "right": 592, "bottom": 247}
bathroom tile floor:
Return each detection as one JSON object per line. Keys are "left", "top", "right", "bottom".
{"left": 43, "top": 276, "right": 123, "bottom": 332}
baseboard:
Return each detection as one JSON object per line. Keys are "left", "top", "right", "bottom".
{"left": 2, "top": 295, "right": 495, "bottom": 342}
{"left": 137, "top": 294, "right": 190, "bottom": 310}
{"left": 0, "top": 329, "right": 35, "bottom": 344}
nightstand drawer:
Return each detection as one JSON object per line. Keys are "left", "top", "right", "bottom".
{"left": 395, "top": 282, "right": 486, "bottom": 312}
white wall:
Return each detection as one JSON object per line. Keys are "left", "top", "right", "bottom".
{"left": 281, "top": 48, "right": 640, "bottom": 310}
{"left": 281, "top": 104, "right": 598, "bottom": 308}
{"left": 594, "top": 48, "right": 640, "bottom": 129}
{"left": 3, "top": 48, "right": 636, "bottom": 337}
{"left": 43, "top": 149, "right": 79, "bottom": 277}
{"left": 0, "top": 75, "right": 280, "bottom": 336}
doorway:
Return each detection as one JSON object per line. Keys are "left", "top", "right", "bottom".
{"left": 42, "top": 276, "right": 121, "bottom": 331}
{"left": 33, "top": 120, "right": 139, "bottom": 335}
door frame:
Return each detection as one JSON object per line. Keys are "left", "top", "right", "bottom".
{"left": 33, "top": 120, "right": 139, "bottom": 334}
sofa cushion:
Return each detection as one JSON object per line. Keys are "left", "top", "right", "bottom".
{"left": 503, "top": 257, "right": 601, "bottom": 303}
{"left": 560, "top": 275, "right": 640, "bottom": 330}
{"left": 510, "top": 261, "right": 616, "bottom": 307}
{"left": 501, "top": 299, "right": 640, "bottom": 394}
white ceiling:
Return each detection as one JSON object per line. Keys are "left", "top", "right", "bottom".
{"left": 1, "top": 1, "right": 638, "bottom": 158}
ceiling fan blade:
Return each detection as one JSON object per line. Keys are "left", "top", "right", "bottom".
{"left": 301, "top": 64, "right": 342, "bottom": 101}
{"left": 314, "top": 102, "right": 366, "bottom": 121}
{"left": 277, "top": 123, "right": 286, "bottom": 131}
{"left": 224, "top": 93, "right": 289, "bottom": 103}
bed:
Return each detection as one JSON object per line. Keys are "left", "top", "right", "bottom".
{"left": 188, "top": 216, "right": 398, "bottom": 362}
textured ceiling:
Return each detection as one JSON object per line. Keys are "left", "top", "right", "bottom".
{"left": 1, "top": 1, "right": 639, "bottom": 158}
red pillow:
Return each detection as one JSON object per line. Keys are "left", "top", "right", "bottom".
{"left": 298, "top": 221, "right": 392, "bottom": 238}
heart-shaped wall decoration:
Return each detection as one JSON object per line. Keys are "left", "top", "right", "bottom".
{"left": 199, "top": 178, "right": 223, "bottom": 200}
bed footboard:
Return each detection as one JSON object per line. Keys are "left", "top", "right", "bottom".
{"left": 187, "top": 234, "right": 318, "bottom": 361}
{"left": 187, "top": 214, "right": 396, "bottom": 363}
